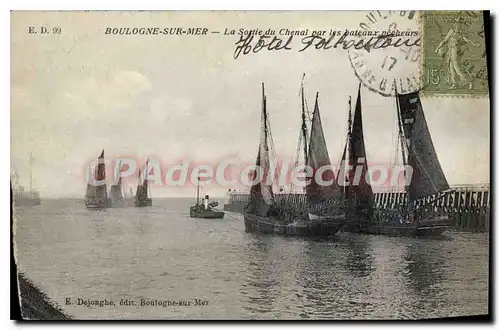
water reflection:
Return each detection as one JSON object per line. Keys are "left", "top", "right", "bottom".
{"left": 296, "top": 240, "right": 346, "bottom": 318}
{"left": 403, "top": 237, "right": 446, "bottom": 312}
{"left": 344, "top": 234, "right": 375, "bottom": 279}
{"left": 239, "top": 234, "right": 381, "bottom": 319}
{"left": 15, "top": 198, "right": 489, "bottom": 319}
{"left": 240, "top": 235, "right": 280, "bottom": 317}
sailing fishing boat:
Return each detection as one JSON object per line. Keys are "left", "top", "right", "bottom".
{"left": 85, "top": 150, "right": 111, "bottom": 209}
{"left": 367, "top": 90, "right": 451, "bottom": 236}
{"left": 305, "top": 92, "right": 346, "bottom": 234}
{"left": 190, "top": 176, "right": 225, "bottom": 218}
{"left": 343, "top": 85, "right": 451, "bottom": 236}
{"left": 134, "top": 159, "right": 152, "bottom": 207}
{"left": 243, "top": 83, "right": 282, "bottom": 233}
{"left": 244, "top": 83, "right": 339, "bottom": 236}
{"left": 109, "top": 160, "right": 125, "bottom": 207}
{"left": 340, "top": 85, "right": 375, "bottom": 233}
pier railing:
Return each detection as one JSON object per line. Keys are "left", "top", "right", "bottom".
{"left": 13, "top": 190, "right": 40, "bottom": 200}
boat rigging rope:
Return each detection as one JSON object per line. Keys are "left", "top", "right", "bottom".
{"left": 390, "top": 96, "right": 398, "bottom": 170}
{"left": 337, "top": 99, "right": 350, "bottom": 172}
{"left": 290, "top": 77, "right": 312, "bottom": 194}
{"left": 290, "top": 131, "right": 304, "bottom": 193}
{"left": 216, "top": 210, "right": 242, "bottom": 221}
{"left": 266, "top": 116, "right": 283, "bottom": 194}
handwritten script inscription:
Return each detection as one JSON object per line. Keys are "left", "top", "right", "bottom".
{"left": 233, "top": 33, "right": 420, "bottom": 59}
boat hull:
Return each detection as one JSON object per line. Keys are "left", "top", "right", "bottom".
{"left": 189, "top": 205, "right": 225, "bottom": 218}
{"left": 134, "top": 198, "right": 152, "bottom": 207}
{"left": 190, "top": 211, "right": 225, "bottom": 219}
{"left": 110, "top": 199, "right": 125, "bottom": 208}
{"left": 85, "top": 198, "right": 111, "bottom": 209}
{"left": 354, "top": 214, "right": 450, "bottom": 237}
{"left": 244, "top": 212, "right": 343, "bottom": 237}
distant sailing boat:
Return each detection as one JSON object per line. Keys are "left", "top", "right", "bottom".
{"left": 109, "top": 160, "right": 125, "bottom": 207}
{"left": 341, "top": 85, "right": 375, "bottom": 233}
{"left": 134, "top": 159, "right": 152, "bottom": 207}
{"left": 190, "top": 176, "right": 225, "bottom": 218}
{"left": 85, "top": 150, "right": 111, "bottom": 209}
{"left": 305, "top": 92, "right": 346, "bottom": 234}
{"left": 243, "top": 83, "right": 340, "bottom": 236}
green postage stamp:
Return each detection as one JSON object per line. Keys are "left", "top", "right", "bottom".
{"left": 421, "top": 11, "right": 489, "bottom": 96}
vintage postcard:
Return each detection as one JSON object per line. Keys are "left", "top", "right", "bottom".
{"left": 11, "top": 11, "right": 490, "bottom": 320}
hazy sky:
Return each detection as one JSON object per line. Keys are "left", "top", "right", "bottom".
{"left": 11, "top": 11, "right": 490, "bottom": 197}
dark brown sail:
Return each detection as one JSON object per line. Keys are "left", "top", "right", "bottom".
{"left": 306, "top": 93, "right": 342, "bottom": 207}
{"left": 397, "top": 92, "right": 449, "bottom": 200}
{"left": 247, "top": 83, "right": 275, "bottom": 217}
{"left": 85, "top": 150, "right": 110, "bottom": 208}
{"left": 349, "top": 85, "right": 374, "bottom": 205}
{"left": 135, "top": 162, "right": 148, "bottom": 200}
{"left": 95, "top": 150, "right": 108, "bottom": 200}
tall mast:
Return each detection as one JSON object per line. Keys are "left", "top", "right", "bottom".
{"left": 301, "top": 74, "right": 308, "bottom": 165}
{"left": 136, "top": 165, "right": 141, "bottom": 199}
{"left": 145, "top": 158, "right": 151, "bottom": 198}
{"left": 345, "top": 96, "right": 352, "bottom": 197}
{"left": 347, "top": 96, "right": 353, "bottom": 178}
{"left": 29, "top": 152, "right": 33, "bottom": 192}
{"left": 196, "top": 176, "right": 200, "bottom": 205}
{"left": 395, "top": 90, "right": 408, "bottom": 166}
{"left": 262, "top": 82, "right": 268, "bottom": 146}
{"left": 348, "top": 96, "right": 352, "bottom": 151}
{"left": 394, "top": 88, "right": 409, "bottom": 205}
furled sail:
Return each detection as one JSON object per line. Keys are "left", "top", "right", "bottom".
{"left": 349, "top": 85, "right": 374, "bottom": 205}
{"left": 247, "top": 83, "right": 275, "bottom": 216}
{"left": 306, "top": 93, "right": 342, "bottom": 212}
{"left": 396, "top": 92, "right": 449, "bottom": 200}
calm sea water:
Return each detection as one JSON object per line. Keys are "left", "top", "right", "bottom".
{"left": 14, "top": 198, "right": 489, "bottom": 320}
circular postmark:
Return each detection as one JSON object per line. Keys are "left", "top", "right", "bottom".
{"left": 348, "top": 11, "right": 421, "bottom": 97}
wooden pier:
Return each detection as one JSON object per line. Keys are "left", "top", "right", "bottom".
{"left": 224, "top": 184, "right": 490, "bottom": 232}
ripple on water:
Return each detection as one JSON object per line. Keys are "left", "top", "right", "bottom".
{"left": 14, "top": 199, "right": 490, "bottom": 319}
